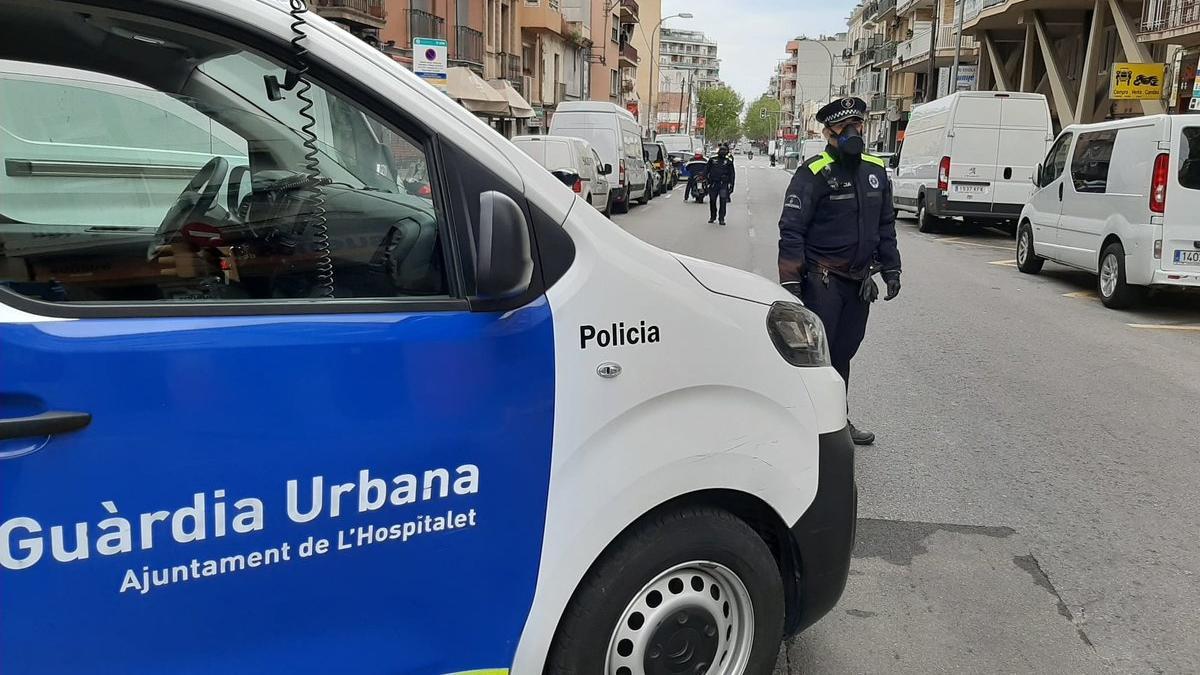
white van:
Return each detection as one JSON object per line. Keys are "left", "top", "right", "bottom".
{"left": 657, "top": 133, "right": 696, "bottom": 158}
{"left": 550, "top": 101, "right": 649, "bottom": 213}
{"left": 511, "top": 135, "right": 613, "bottom": 216}
{"left": 893, "top": 91, "right": 1052, "bottom": 233}
{"left": 800, "top": 138, "right": 827, "bottom": 162}
{"left": 1017, "top": 114, "right": 1200, "bottom": 308}
{"left": 0, "top": 2, "right": 855, "bottom": 673}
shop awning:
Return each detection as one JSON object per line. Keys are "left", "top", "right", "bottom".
{"left": 489, "top": 79, "right": 535, "bottom": 119}
{"left": 445, "top": 67, "right": 509, "bottom": 116}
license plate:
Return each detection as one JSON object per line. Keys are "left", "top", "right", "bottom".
{"left": 953, "top": 184, "right": 987, "bottom": 194}
{"left": 1175, "top": 249, "right": 1200, "bottom": 265}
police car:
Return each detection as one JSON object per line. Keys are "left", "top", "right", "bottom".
{"left": 0, "top": 1, "right": 856, "bottom": 673}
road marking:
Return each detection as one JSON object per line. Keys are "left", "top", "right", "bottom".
{"left": 937, "top": 236, "right": 1013, "bottom": 251}
{"left": 1062, "top": 290, "right": 1098, "bottom": 298}
{"left": 1126, "top": 323, "right": 1200, "bottom": 331}
{"left": 747, "top": 226, "right": 756, "bottom": 239}
{"left": 988, "top": 259, "right": 1018, "bottom": 267}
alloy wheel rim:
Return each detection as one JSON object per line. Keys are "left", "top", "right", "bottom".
{"left": 605, "top": 561, "right": 755, "bottom": 675}
{"left": 1100, "top": 254, "right": 1119, "bottom": 297}
{"left": 1018, "top": 230, "right": 1029, "bottom": 264}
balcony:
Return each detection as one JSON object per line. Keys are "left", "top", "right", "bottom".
{"left": 1140, "top": 0, "right": 1200, "bottom": 44}
{"left": 871, "top": 0, "right": 898, "bottom": 20}
{"left": 520, "top": 0, "right": 567, "bottom": 35}
{"left": 452, "top": 26, "right": 485, "bottom": 68}
{"left": 504, "top": 53, "right": 522, "bottom": 83}
{"left": 313, "top": 0, "right": 386, "bottom": 30}
{"left": 619, "top": 42, "right": 639, "bottom": 66}
{"left": 893, "top": 26, "right": 976, "bottom": 72}
{"left": 870, "top": 93, "right": 889, "bottom": 112}
{"left": 409, "top": 9, "right": 446, "bottom": 42}
{"left": 876, "top": 40, "right": 897, "bottom": 63}
{"left": 896, "top": 0, "right": 935, "bottom": 16}
{"left": 619, "top": 0, "right": 640, "bottom": 23}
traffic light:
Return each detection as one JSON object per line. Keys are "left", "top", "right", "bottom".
{"left": 760, "top": 109, "right": 768, "bottom": 120}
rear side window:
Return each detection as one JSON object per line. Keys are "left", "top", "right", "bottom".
{"left": 1178, "top": 127, "right": 1200, "bottom": 190}
{"left": 1070, "top": 130, "right": 1117, "bottom": 193}
{"left": 1041, "top": 133, "right": 1073, "bottom": 187}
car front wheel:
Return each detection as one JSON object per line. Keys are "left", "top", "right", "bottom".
{"left": 1016, "top": 223, "right": 1044, "bottom": 274}
{"left": 545, "top": 507, "right": 784, "bottom": 675}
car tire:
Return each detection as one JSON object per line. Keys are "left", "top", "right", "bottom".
{"left": 916, "top": 194, "right": 941, "bottom": 234}
{"left": 1016, "top": 222, "right": 1044, "bottom": 274}
{"left": 637, "top": 184, "right": 650, "bottom": 205}
{"left": 545, "top": 506, "right": 785, "bottom": 675}
{"left": 613, "top": 189, "right": 629, "bottom": 214}
{"left": 1098, "top": 241, "right": 1146, "bottom": 309}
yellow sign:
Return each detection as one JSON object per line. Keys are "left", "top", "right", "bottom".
{"left": 1110, "top": 63, "right": 1166, "bottom": 100}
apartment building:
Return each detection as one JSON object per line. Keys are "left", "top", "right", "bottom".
{"left": 774, "top": 34, "right": 849, "bottom": 141}
{"left": 656, "top": 28, "right": 719, "bottom": 135}
{"left": 313, "top": 0, "right": 388, "bottom": 43}
{"left": 963, "top": 0, "right": 1165, "bottom": 128}
{"left": 628, "top": 0, "right": 664, "bottom": 130}
{"left": 1140, "top": 0, "right": 1200, "bottom": 113}
{"left": 380, "top": 0, "right": 487, "bottom": 74}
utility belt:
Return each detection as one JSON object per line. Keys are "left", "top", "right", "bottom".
{"left": 809, "top": 263, "right": 880, "bottom": 302}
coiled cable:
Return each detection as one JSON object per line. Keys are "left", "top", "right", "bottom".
{"left": 288, "top": 0, "right": 334, "bottom": 297}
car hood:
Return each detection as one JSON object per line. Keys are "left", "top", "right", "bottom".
{"left": 671, "top": 253, "right": 794, "bottom": 305}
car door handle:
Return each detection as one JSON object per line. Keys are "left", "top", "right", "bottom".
{"left": 0, "top": 411, "right": 92, "bottom": 440}
{"left": 1058, "top": 183, "right": 1063, "bottom": 201}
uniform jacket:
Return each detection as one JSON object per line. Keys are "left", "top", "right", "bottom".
{"left": 777, "top": 146, "right": 901, "bottom": 282}
{"left": 705, "top": 154, "right": 736, "bottom": 190}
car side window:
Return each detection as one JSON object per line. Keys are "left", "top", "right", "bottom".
{"left": 0, "top": 51, "right": 448, "bottom": 307}
{"left": 1041, "top": 133, "right": 1073, "bottom": 187}
{"left": 1070, "top": 130, "right": 1116, "bottom": 194}
{"left": 1178, "top": 128, "right": 1200, "bottom": 190}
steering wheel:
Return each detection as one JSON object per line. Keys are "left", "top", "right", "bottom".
{"left": 147, "top": 156, "right": 230, "bottom": 260}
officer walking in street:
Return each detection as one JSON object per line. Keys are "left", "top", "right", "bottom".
{"left": 777, "top": 97, "right": 901, "bottom": 445}
{"left": 706, "top": 143, "right": 736, "bottom": 225}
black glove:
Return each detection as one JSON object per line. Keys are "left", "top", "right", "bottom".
{"left": 882, "top": 270, "right": 901, "bottom": 301}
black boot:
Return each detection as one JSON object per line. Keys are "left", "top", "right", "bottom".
{"left": 848, "top": 421, "right": 875, "bottom": 446}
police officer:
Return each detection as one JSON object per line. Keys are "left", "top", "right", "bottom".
{"left": 777, "top": 97, "right": 901, "bottom": 446}
{"left": 706, "top": 143, "right": 736, "bottom": 225}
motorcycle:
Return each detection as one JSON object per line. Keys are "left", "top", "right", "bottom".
{"left": 685, "top": 160, "right": 708, "bottom": 203}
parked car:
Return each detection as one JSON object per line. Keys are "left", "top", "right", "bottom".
{"left": 892, "top": 91, "right": 1053, "bottom": 234}
{"left": 657, "top": 133, "right": 696, "bottom": 158}
{"left": 1017, "top": 114, "right": 1200, "bottom": 308}
{"left": 512, "top": 135, "right": 613, "bottom": 216}
{"left": 644, "top": 140, "right": 674, "bottom": 193}
{"left": 0, "top": 2, "right": 856, "bottom": 672}
{"left": 550, "top": 101, "right": 649, "bottom": 213}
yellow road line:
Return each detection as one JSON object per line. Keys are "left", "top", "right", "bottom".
{"left": 1126, "top": 323, "right": 1200, "bottom": 331}
{"left": 988, "top": 259, "right": 1018, "bottom": 267}
{"left": 1062, "top": 290, "right": 1098, "bottom": 298}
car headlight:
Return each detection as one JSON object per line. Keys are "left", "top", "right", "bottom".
{"left": 766, "top": 301, "right": 830, "bottom": 367}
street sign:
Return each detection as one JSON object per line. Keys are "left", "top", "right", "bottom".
{"left": 1111, "top": 63, "right": 1166, "bottom": 100}
{"left": 413, "top": 37, "right": 448, "bottom": 92}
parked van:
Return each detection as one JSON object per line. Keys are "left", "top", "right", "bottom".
{"left": 1017, "top": 114, "right": 1200, "bottom": 308}
{"left": 892, "top": 91, "right": 1053, "bottom": 233}
{"left": 657, "top": 133, "right": 696, "bottom": 159}
{"left": 0, "top": 2, "right": 856, "bottom": 674}
{"left": 800, "top": 138, "right": 827, "bottom": 162}
{"left": 512, "top": 135, "right": 613, "bottom": 216}
{"left": 550, "top": 101, "right": 649, "bottom": 213}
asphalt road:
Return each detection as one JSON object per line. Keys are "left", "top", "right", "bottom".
{"left": 614, "top": 156, "right": 1200, "bottom": 674}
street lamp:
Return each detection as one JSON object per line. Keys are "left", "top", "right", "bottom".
{"left": 797, "top": 36, "right": 838, "bottom": 100}
{"left": 645, "top": 12, "right": 693, "bottom": 136}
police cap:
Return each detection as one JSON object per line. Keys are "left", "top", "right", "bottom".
{"left": 816, "top": 97, "right": 867, "bottom": 126}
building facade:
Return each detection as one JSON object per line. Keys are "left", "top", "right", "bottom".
{"left": 629, "top": 0, "right": 663, "bottom": 130}
{"left": 657, "top": 28, "right": 720, "bottom": 136}
{"left": 774, "top": 34, "right": 850, "bottom": 141}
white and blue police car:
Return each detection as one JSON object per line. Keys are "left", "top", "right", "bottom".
{"left": 0, "top": 1, "right": 856, "bottom": 673}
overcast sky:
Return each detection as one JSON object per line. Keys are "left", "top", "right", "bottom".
{"left": 660, "top": 0, "right": 858, "bottom": 104}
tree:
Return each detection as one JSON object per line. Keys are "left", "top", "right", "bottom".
{"left": 697, "top": 86, "right": 744, "bottom": 146}
{"left": 743, "top": 95, "right": 782, "bottom": 143}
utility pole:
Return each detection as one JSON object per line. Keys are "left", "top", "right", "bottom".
{"left": 684, "top": 71, "right": 695, "bottom": 136}
{"left": 950, "top": 0, "right": 965, "bottom": 95}
{"left": 925, "top": 20, "right": 939, "bottom": 101}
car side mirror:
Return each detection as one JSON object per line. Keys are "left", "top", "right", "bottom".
{"left": 474, "top": 191, "right": 533, "bottom": 301}
{"left": 1035, "top": 163, "right": 1043, "bottom": 186}
{"left": 550, "top": 168, "right": 580, "bottom": 187}
{"left": 888, "top": 154, "right": 900, "bottom": 169}
{"left": 601, "top": 163, "right": 613, "bottom": 175}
